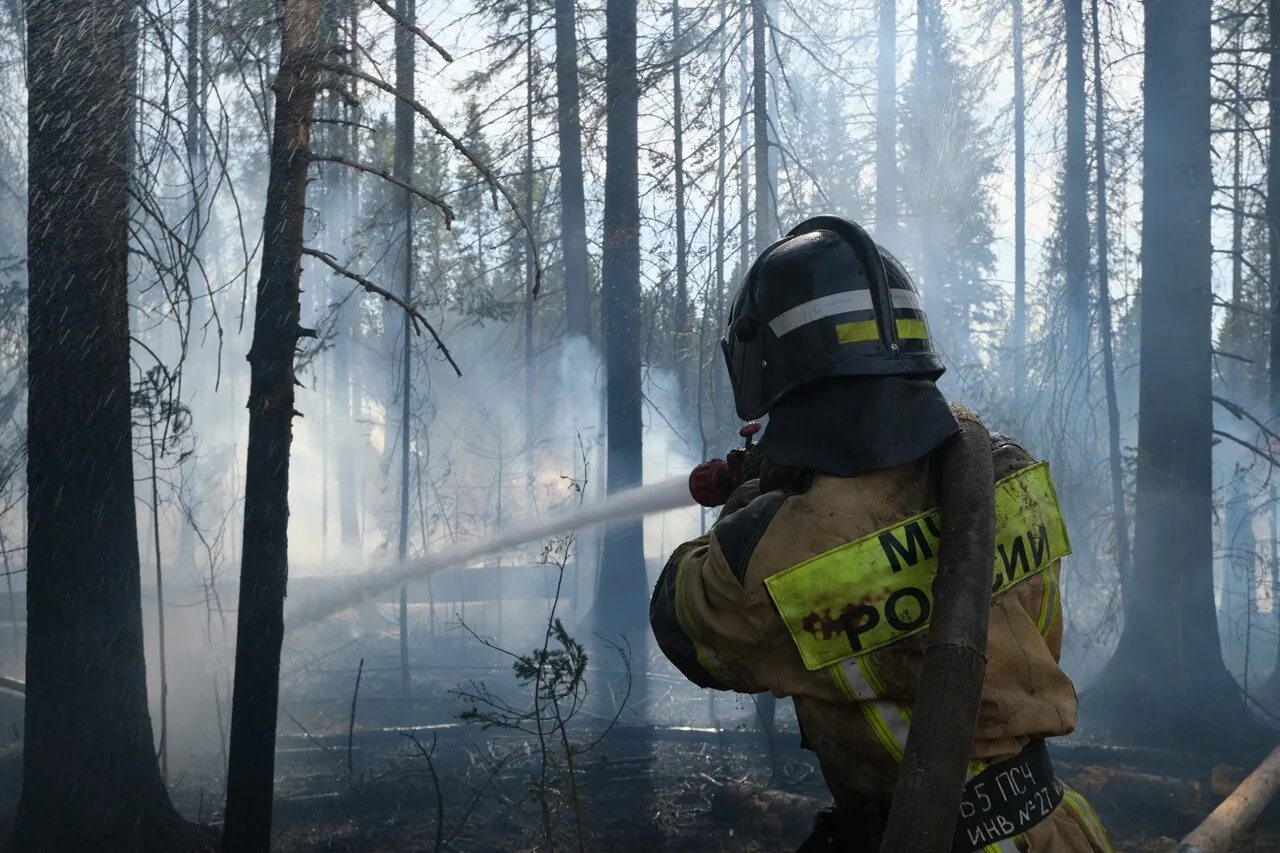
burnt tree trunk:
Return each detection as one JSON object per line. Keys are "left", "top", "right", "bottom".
{"left": 1087, "top": 0, "right": 1264, "bottom": 751}
{"left": 9, "top": 0, "right": 196, "bottom": 849}
{"left": 221, "top": 2, "right": 323, "bottom": 849}
{"left": 1011, "top": 0, "right": 1026, "bottom": 394}
{"left": 1090, "top": 0, "right": 1131, "bottom": 620}
{"left": 394, "top": 0, "right": 414, "bottom": 708}
{"left": 555, "top": 0, "right": 590, "bottom": 339}
{"left": 596, "top": 0, "right": 646, "bottom": 638}
{"left": 673, "top": 0, "right": 691, "bottom": 409}
{"left": 1064, "top": 0, "right": 1089, "bottom": 373}
{"left": 875, "top": 0, "right": 896, "bottom": 241}
{"left": 752, "top": 0, "right": 773, "bottom": 249}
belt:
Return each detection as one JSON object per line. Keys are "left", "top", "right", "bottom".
{"left": 952, "top": 738, "right": 1063, "bottom": 852}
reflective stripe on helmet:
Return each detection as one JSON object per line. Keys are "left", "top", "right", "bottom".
{"left": 768, "top": 288, "right": 924, "bottom": 337}
{"left": 836, "top": 317, "right": 930, "bottom": 343}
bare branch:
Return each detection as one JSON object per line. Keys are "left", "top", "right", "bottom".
{"left": 370, "top": 0, "right": 454, "bottom": 63}
{"left": 302, "top": 247, "right": 462, "bottom": 377}
{"left": 309, "top": 152, "right": 455, "bottom": 226}
{"left": 318, "top": 60, "right": 542, "bottom": 296}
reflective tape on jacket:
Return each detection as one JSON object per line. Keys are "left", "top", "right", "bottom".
{"left": 765, "top": 462, "right": 1071, "bottom": 672}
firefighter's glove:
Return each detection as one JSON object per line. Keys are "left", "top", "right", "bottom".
{"left": 689, "top": 445, "right": 764, "bottom": 508}
{"left": 729, "top": 442, "right": 766, "bottom": 482}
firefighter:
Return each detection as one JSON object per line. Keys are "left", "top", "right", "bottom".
{"left": 651, "top": 216, "right": 1112, "bottom": 852}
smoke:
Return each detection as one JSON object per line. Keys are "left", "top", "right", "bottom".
{"left": 286, "top": 476, "right": 693, "bottom": 630}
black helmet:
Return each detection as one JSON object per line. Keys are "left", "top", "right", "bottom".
{"left": 721, "top": 215, "right": 944, "bottom": 420}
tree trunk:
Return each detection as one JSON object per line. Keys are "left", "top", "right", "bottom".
{"left": 1064, "top": 0, "right": 1089, "bottom": 373}
{"left": 1090, "top": 0, "right": 1131, "bottom": 621}
{"left": 9, "top": 0, "right": 194, "bottom": 848}
{"left": 555, "top": 0, "right": 590, "bottom": 339}
{"left": 335, "top": 0, "right": 361, "bottom": 554}
{"left": 673, "top": 0, "right": 691, "bottom": 409}
{"left": 595, "top": 0, "right": 646, "bottom": 638}
{"left": 221, "top": 2, "right": 323, "bottom": 848}
{"left": 752, "top": 0, "right": 773, "bottom": 250}
{"left": 394, "top": 0, "right": 415, "bottom": 707}
{"left": 1011, "top": 0, "right": 1026, "bottom": 394}
{"left": 1271, "top": 0, "right": 1280, "bottom": 428}
{"left": 1087, "top": 0, "right": 1264, "bottom": 750}
{"left": 875, "top": 0, "right": 896, "bottom": 241}
{"left": 524, "top": 0, "right": 537, "bottom": 506}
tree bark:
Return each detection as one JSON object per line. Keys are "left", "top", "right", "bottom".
{"left": 9, "top": 0, "right": 194, "bottom": 848}
{"left": 595, "top": 0, "right": 646, "bottom": 637}
{"left": 523, "top": 0, "right": 536, "bottom": 506}
{"left": 222, "top": 1, "right": 323, "bottom": 848}
{"left": 752, "top": 0, "right": 773, "bottom": 251}
{"left": 1064, "top": 0, "right": 1089, "bottom": 373}
{"left": 1011, "top": 0, "right": 1026, "bottom": 392}
{"left": 673, "top": 0, "right": 690, "bottom": 408}
{"left": 1090, "top": 0, "right": 1131, "bottom": 623}
{"left": 555, "top": 0, "right": 590, "bottom": 339}
{"left": 394, "top": 0, "right": 415, "bottom": 707}
{"left": 1269, "top": 0, "right": 1280, "bottom": 423}
{"left": 1087, "top": 0, "right": 1264, "bottom": 749}
{"left": 875, "top": 0, "right": 896, "bottom": 242}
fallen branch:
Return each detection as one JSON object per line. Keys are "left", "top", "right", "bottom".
{"left": 402, "top": 730, "right": 445, "bottom": 853}
{"left": 1175, "top": 742, "right": 1280, "bottom": 853}
{"left": 347, "top": 656, "right": 364, "bottom": 791}
{"left": 303, "top": 247, "right": 462, "bottom": 377}
{"left": 309, "top": 152, "right": 454, "bottom": 226}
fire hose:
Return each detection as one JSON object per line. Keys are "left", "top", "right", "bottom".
{"left": 879, "top": 407, "right": 996, "bottom": 852}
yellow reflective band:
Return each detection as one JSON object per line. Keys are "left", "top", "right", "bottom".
{"left": 895, "top": 318, "right": 929, "bottom": 339}
{"left": 765, "top": 462, "right": 1071, "bottom": 672}
{"left": 1037, "top": 562, "right": 1061, "bottom": 638}
{"left": 834, "top": 318, "right": 930, "bottom": 343}
{"left": 835, "top": 319, "right": 879, "bottom": 343}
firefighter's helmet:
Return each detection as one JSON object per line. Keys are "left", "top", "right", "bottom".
{"left": 721, "top": 215, "right": 944, "bottom": 420}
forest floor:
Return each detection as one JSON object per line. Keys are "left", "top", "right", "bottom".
{"left": 3, "top": 627, "right": 1280, "bottom": 850}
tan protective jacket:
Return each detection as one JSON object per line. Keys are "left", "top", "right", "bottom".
{"left": 651, "top": 432, "right": 1112, "bottom": 853}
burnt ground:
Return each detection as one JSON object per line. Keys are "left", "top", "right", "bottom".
{"left": 2, "top": 624, "right": 1280, "bottom": 851}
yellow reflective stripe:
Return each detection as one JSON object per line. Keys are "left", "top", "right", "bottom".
{"left": 1037, "top": 562, "right": 1061, "bottom": 637}
{"left": 861, "top": 700, "right": 910, "bottom": 762}
{"left": 1062, "top": 788, "right": 1112, "bottom": 852}
{"left": 834, "top": 317, "right": 930, "bottom": 344}
{"left": 838, "top": 654, "right": 881, "bottom": 701}
{"left": 983, "top": 840, "right": 1022, "bottom": 853}
{"left": 672, "top": 551, "right": 722, "bottom": 679}
{"left": 895, "top": 318, "right": 929, "bottom": 339}
{"left": 767, "top": 462, "right": 1072, "bottom": 671}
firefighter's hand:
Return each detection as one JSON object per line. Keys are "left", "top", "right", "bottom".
{"left": 689, "top": 459, "right": 738, "bottom": 507}
{"left": 727, "top": 442, "right": 765, "bottom": 483}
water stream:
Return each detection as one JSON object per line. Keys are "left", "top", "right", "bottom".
{"left": 286, "top": 476, "right": 694, "bottom": 630}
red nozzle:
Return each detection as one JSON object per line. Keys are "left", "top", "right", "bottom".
{"left": 739, "top": 422, "right": 761, "bottom": 448}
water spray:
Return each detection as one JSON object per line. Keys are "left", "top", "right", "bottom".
{"left": 287, "top": 476, "right": 696, "bottom": 630}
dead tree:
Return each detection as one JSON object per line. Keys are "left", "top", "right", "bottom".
{"left": 221, "top": 2, "right": 325, "bottom": 848}
{"left": 394, "top": 0, "right": 415, "bottom": 708}
{"left": 555, "top": 0, "right": 590, "bottom": 338}
{"left": 10, "top": 0, "right": 202, "bottom": 848}
{"left": 875, "top": 0, "right": 896, "bottom": 241}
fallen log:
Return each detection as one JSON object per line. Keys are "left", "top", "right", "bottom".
{"left": 1065, "top": 764, "right": 1203, "bottom": 818}
{"left": 1175, "top": 742, "right": 1280, "bottom": 853}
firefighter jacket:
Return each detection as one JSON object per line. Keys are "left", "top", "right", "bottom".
{"left": 650, "top": 433, "right": 1113, "bottom": 853}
